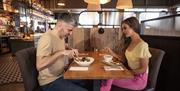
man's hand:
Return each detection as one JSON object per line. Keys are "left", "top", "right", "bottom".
{"left": 65, "top": 43, "right": 72, "bottom": 50}
{"left": 63, "top": 49, "right": 79, "bottom": 58}
{"left": 72, "top": 49, "right": 79, "bottom": 57}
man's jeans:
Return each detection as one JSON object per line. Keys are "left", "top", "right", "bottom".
{"left": 41, "top": 77, "right": 88, "bottom": 91}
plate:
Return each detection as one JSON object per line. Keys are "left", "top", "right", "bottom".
{"left": 102, "top": 60, "right": 122, "bottom": 67}
{"left": 74, "top": 57, "right": 94, "bottom": 66}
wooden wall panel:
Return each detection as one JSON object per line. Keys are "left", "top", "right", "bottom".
{"left": 90, "top": 28, "right": 123, "bottom": 53}
{"left": 83, "top": 28, "right": 91, "bottom": 51}
{"left": 68, "top": 28, "right": 124, "bottom": 54}
{"left": 68, "top": 28, "right": 85, "bottom": 51}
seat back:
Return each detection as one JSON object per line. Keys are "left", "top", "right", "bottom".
{"left": 147, "top": 48, "right": 165, "bottom": 89}
{"left": 111, "top": 48, "right": 165, "bottom": 91}
{"left": 15, "top": 47, "right": 42, "bottom": 91}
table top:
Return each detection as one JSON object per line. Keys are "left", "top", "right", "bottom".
{"left": 64, "top": 51, "right": 134, "bottom": 79}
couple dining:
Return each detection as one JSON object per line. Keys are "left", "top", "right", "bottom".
{"left": 36, "top": 13, "right": 151, "bottom": 91}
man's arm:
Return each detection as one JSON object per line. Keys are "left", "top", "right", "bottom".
{"left": 36, "top": 49, "right": 78, "bottom": 71}
{"left": 36, "top": 50, "right": 65, "bottom": 71}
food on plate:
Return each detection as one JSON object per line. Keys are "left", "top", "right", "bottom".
{"left": 75, "top": 57, "right": 90, "bottom": 62}
{"left": 74, "top": 57, "right": 94, "bottom": 66}
{"left": 81, "top": 57, "right": 90, "bottom": 62}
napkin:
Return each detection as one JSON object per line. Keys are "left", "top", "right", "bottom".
{"left": 104, "top": 66, "right": 124, "bottom": 71}
{"left": 69, "top": 67, "right": 88, "bottom": 71}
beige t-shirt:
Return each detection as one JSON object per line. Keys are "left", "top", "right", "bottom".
{"left": 125, "top": 41, "right": 152, "bottom": 73}
{"left": 36, "top": 31, "right": 66, "bottom": 86}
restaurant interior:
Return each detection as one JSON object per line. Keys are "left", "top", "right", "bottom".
{"left": 0, "top": 0, "right": 180, "bottom": 91}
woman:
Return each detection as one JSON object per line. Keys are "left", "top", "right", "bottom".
{"left": 101, "top": 17, "right": 152, "bottom": 91}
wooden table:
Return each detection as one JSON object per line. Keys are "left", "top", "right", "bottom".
{"left": 64, "top": 51, "right": 134, "bottom": 91}
{"left": 64, "top": 51, "right": 133, "bottom": 79}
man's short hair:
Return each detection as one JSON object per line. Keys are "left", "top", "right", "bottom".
{"left": 57, "top": 13, "right": 78, "bottom": 27}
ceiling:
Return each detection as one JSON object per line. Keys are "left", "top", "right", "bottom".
{"left": 43, "top": 0, "right": 180, "bottom": 12}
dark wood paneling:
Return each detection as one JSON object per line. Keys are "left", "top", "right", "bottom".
{"left": 141, "top": 35, "right": 180, "bottom": 91}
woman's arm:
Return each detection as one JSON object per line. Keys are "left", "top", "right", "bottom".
{"left": 131, "top": 58, "right": 149, "bottom": 75}
{"left": 102, "top": 47, "right": 126, "bottom": 63}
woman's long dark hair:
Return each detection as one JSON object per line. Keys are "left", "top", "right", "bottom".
{"left": 121, "top": 17, "right": 141, "bottom": 52}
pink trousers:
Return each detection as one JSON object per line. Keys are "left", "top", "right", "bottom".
{"left": 101, "top": 73, "right": 148, "bottom": 91}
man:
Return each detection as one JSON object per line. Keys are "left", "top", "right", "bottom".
{"left": 36, "top": 13, "right": 88, "bottom": 91}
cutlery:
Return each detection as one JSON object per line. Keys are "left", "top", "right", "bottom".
{"left": 74, "top": 53, "right": 81, "bottom": 61}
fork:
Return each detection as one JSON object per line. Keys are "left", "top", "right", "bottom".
{"left": 74, "top": 52, "right": 81, "bottom": 61}
{"left": 74, "top": 57, "right": 80, "bottom": 61}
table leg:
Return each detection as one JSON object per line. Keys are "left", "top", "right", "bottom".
{"left": 93, "top": 80, "right": 101, "bottom": 91}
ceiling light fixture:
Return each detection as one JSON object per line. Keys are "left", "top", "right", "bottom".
{"left": 57, "top": 0, "right": 65, "bottom": 6}
{"left": 116, "top": 0, "right": 133, "bottom": 9}
{"left": 84, "top": 0, "right": 111, "bottom": 4}
{"left": 57, "top": 2, "right": 65, "bottom": 6}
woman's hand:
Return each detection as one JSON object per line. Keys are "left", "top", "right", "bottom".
{"left": 101, "top": 47, "right": 126, "bottom": 63}
{"left": 101, "top": 47, "right": 113, "bottom": 55}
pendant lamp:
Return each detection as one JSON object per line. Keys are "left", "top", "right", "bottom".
{"left": 116, "top": 0, "right": 133, "bottom": 9}
{"left": 84, "top": 0, "right": 111, "bottom": 4}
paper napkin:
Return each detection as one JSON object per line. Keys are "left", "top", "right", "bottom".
{"left": 69, "top": 67, "right": 88, "bottom": 71}
{"left": 104, "top": 66, "right": 124, "bottom": 71}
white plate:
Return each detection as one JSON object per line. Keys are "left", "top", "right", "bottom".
{"left": 102, "top": 60, "right": 122, "bottom": 67}
{"left": 74, "top": 57, "right": 94, "bottom": 66}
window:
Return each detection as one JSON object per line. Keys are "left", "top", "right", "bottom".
{"left": 79, "top": 12, "right": 99, "bottom": 26}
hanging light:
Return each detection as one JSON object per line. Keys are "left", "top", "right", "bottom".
{"left": 116, "top": 0, "right": 133, "bottom": 9}
{"left": 87, "top": 4, "right": 101, "bottom": 11}
{"left": 84, "top": 0, "right": 111, "bottom": 4}
{"left": 57, "top": 0, "right": 65, "bottom": 6}
{"left": 57, "top": 2, "right": 65, "bottom": 6}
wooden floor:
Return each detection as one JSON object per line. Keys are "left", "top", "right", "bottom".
{"left": 0, "top": 83, "right": 24, "bottom": 91}
{"left": 0, "top": 52, "right": 24, "bottom": 91}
